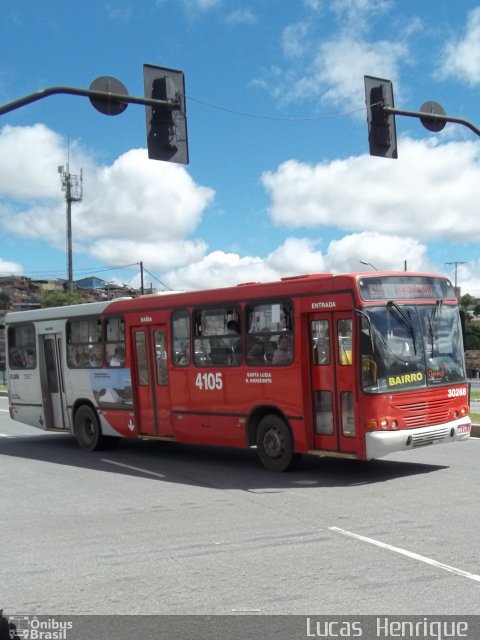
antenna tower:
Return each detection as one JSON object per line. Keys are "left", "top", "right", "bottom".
{"left": 58, "top": 157, "right": 83, "bottom": 291}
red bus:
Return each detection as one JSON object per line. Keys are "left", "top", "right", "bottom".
{"left": 5, "top": 271, "right": 471, "bottom": 471}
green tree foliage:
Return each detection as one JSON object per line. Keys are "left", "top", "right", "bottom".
{"left": 460, "top": 294, "right": 475, "bottom": 312}
{"left": 466, "top": 322, "right": 480, "bottom": 350}
{"left": 41, "top": 291, "right": 86, "bottom": 308}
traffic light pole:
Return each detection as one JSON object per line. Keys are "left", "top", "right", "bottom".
{"left": 382, "top": 105, "right": 480, "bottom": 138}
{"left": 0, "top": 85, "right": 179, "bottom": 117}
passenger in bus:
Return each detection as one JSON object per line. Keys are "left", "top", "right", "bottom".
{"left": 225, "top": 320, "right": 242, "bottom": 364}
{"left": 110, "top": 346, "right": 125, "bottom": 367}
{"left": 26, "top": 350, "right": 36, "bottom": 368}
{"left": 247, "top": 330, "right": 272, "bottom": 365}
{"left": 90, "top": 350, "right": 101, "bottom": 367}
{"left": 226, "top": 320, "right": 240, "bottom": 334}
{"left": 247, "top": 329, "right": 270, "bottom": 364}
{"left": 272, "top": 334, "right": 292, "bottom": 365}
{"left": 10, "top": 350, "right": 24, "bottom": 368}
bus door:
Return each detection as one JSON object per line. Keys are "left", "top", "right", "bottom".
{"left": 309, "top": 312, "right": 357, "bottom": 454}
{"left": 42, "top": 334, "right": 69, "bottom": 430}
{"left": 131, "top": 325, "right": 171, "bottom": 437}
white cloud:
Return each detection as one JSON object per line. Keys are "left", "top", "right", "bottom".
{"left": 0, "top": 124, "right": 71, "bottom": 199}
{"left": 76, "top": 149, "right": 214, "bottom": 243}
{"left": 332, "top": 0, "right": 393, "bottom": 24}
{"left": 255, "top": 31, "right": 408, "bottom": 113}
{"left": 292, "top": 36, "right": 407, "bottom": 110}
{"left": 0, "top": 258, "right": 23, "bottom": 275}
{"left": 0, "top": 126, "right": 214, "bottom": 271}
{"left": 261, "top": 136, "right": 480, "bottom": 242}
{"left": 226, "top": 9, "right": 257, "bottom": 26}
{"left": 88, "top": 238, "right": 207, "bottom": 270}
{"left": 163, "top": 238, "right": 326, "bottom": 290}
{"left": 326, "top": 232, "right": 431, "bottom": 273}
{"left": 180, "top": 0, "right": 221, "bottom": 12}
{"left": 282, "top": 22, "right": 310, "bottom": 58}
{"left": 160, "top": 232, "right": 431, "bottom": 291}
{"left": 1, "top": 125, "right": 478, "bottom": 295}
{"left": 438, "top": 7, "right": 480, "bottom": 87}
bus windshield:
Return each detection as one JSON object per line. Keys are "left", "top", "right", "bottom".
{"left": 360, "top": 303, "right": 466, "bottom": 393}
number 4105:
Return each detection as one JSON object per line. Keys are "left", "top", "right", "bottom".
{"left": 195, "top": 372, "right": 223, "bottom": 391}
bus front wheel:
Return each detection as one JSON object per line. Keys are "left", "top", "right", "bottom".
{"left": 74, "top": 405, "right": 106, "bottom": 452}
{"left": 256, "top": 415, "right": 299, "bottom": 472}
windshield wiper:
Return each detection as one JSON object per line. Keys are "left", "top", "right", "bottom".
{"left": 387, "top": 301, "right": 417, "bottom": 354}
{"left": 428, "top": 300, "right": 443, "bottom": 354}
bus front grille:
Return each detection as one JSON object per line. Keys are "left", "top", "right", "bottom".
{"left": 394, "top": 399, "right": 452, "bottom": 429}
{"left": 409, "top": 427, "right": 450, "bottom": 447}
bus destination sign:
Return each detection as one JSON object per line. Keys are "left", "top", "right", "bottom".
{"left": 359, "top": 276, "right": 455, "bottom": 301}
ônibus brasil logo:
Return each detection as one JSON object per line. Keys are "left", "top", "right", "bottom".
{"left": 0, "top": 612, "right": 73, "bottom": 640}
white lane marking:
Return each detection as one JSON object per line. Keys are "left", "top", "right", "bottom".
{"left": 0, "top": 409, "right": 9, "bottom": 412}
{"left": 330, "top": 526, "right": 480, "bottom": 583}
{"left": 0, "top": 433, "right": 9, "bottom": 437}
{"left": 101, "top": 459, "right": 166, "bottom": 478}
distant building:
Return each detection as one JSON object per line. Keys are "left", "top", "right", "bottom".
{"left": 75, "top": 276, "right": 108, "bottom": 290}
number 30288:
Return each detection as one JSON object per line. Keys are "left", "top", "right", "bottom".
{"left": 195, "top": 372, "right": 223, "bottom": 391}
{"left": 447, "top": 387, "right": 467, "bottom": 398}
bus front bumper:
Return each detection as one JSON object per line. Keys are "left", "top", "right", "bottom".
{"left": 365, "top": 416, "right": 471, "bottom": 460}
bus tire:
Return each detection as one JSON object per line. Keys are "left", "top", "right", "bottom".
{"left": 256, "top": 415, "right": 298, "bottom": 472}
{"left": 74, "top": 404, "right": 105, "bottom": 452}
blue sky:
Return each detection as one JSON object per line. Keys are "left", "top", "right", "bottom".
{"left": 1, "top": 1, "right": 480, "bottom": 295}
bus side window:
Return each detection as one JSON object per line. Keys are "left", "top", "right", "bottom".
{"left": 67, "top": 318, "right": 102, "bottom": 368}
{"left": 172, "top": 309, "right": 190, "bottom": 366}
{"left": 246, "top": 301, "right": 292, "bottom": 366}
{"left": 193, "top": 307, "right": 242, "bottom": 367}
{"left": 338, "top": 319, "right": 352, "bottom": 366}
{"left": 311, "top": 320, "right": 330, "bottom": 365}
{"left": 106, "top": 318, "right": 125, "bottom": 367}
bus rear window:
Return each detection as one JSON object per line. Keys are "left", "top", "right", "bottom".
{"left": 8, "top": 324, "right": 36, "bottom": 369}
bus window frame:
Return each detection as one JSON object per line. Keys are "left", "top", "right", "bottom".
{"left": 105, "top": 316, "right": 126, "bottom": 368}
{"left": 245, "top": 299, "right": 294, "bottom": 367}
{"left": 171, "top": 308, "right": 191, "bottom": 367}
{"left": 66, "top": 316, "right": 102, "bottom": 369}
{"left": 193, "top": 304, "right": 242, "bottom": 367}
{"left": 8, "top": 322, "right": 37, "bottom": 370}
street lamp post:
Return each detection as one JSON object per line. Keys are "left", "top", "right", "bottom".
{"left": 360, "top": 260, "right": 378, "bottom": 271}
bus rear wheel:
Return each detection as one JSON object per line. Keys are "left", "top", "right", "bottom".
{"left": 74, "top": 404, "right": 107, "bottom": 452}
{"left": 256, "top": 415, "right": 299, "bottom": 472}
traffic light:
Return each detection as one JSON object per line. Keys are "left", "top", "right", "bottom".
{"left": 364, "top": 75, "right": 398, "bottom": 159}
{"left": 143, "top": 64, "right": 189, "bottom": 164}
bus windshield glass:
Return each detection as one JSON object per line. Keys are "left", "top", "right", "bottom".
{"left": 360, "top": 303, "right": 466, "bottom": 393}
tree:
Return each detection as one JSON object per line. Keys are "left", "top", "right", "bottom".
{"left": 460, "top": 294, "right": 475, "bottom": 313}
{"left": 41, "top": 291, "right": 85, "bottom": 308}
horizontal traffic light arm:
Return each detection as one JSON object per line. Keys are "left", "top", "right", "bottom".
{"left": 0, "top": 85, "right": 180, "bottom": 117}
{"left": 383, "top": 105, "right": 480, "bottom": 137}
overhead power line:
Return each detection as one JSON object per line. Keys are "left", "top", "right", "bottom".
{"left": 186, "top": 94, "right": 366, "bottom": 122}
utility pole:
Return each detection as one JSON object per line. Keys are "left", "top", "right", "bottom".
{"left": 59, "top": 163, "right": 83, "bottom": 291}
{"left": 445, "top": 261, "right": 466, "bottom": 298}
{"left": 139, "top": 261, "right": 144, "bottom": 295}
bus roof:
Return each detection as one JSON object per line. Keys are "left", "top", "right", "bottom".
{"left": 4, "top": 271, "right": 455, "bottom": 324}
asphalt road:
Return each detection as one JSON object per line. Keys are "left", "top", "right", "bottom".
{"left": 1, "top": 396, "right": 479, "bottom": 629}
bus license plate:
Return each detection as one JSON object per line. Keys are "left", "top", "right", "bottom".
{"left": 457, "top": 424, "right": 470, "bottom": 434}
